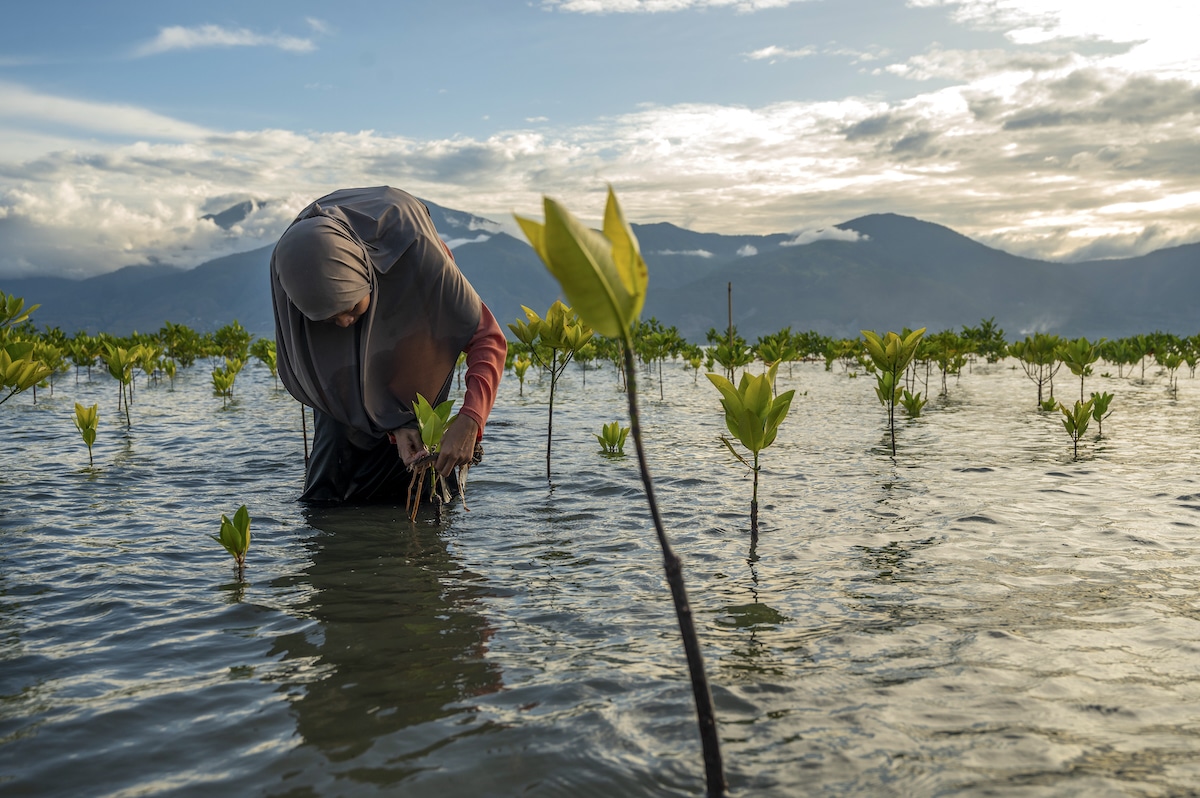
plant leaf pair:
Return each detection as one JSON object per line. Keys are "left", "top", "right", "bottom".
{"left": 213, "top": 505, "right": 251, "bottom": 572}
{"left": 706, "top": 362, "right": 795, "bottom": 459}
{"left": 514, "top": 187, "right": 647, "bottom": 339}
{"left": 413, "top": 393, "right": 456, "bottom": 451}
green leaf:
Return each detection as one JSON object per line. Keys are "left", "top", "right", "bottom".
{"left": 515, "top": 188, "right": 647, "bottom": 339}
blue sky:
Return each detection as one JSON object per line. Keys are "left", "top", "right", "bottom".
{"left": 1, "top": 0, "right": 1196, "bottom": 277}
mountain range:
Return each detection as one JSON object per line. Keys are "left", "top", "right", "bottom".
{"left": 3, "top": 200, "right": 1198, "bottom": 342}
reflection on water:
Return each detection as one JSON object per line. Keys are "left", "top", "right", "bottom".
{"left": 3, "top": 363, "right": 1200, "bottom": 795}
{"left": 274, "top": 506, "right": 502, "bottom": 768}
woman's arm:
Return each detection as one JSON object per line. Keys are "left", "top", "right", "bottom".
{"left": 436, "top": 303, "right": 506, "bottom": 476}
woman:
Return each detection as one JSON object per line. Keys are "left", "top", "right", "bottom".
{"left": 271, "top": 186, "right": 506, "bottom": 503}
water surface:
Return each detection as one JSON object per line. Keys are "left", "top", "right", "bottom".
{"left": 3, "top": 360, "right": 1199, "bottom": 796}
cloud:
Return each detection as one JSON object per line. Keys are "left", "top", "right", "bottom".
{"left": 653, "top": 249, "right": 715, "bottom": 257}
{"left": 543, "top": 0, "right": 809, "bottom": 13}
{"left": 745, "top": 45, "right": 816, "bottom": 61}
{"left": 133, "top": 25, "right": 316, "bottom": 57}
{"left": 737, "top": 245, "right": 758, "bottom": 256}
{"left": 2, "top": 30, "right": 1200, "bottom": 279}
{"left": 781, "top": 228, "right": 867, "bottom": 246}
{"left": 0, "top": 80, "right": 212, "bottom": 142}
{"left": 883, "top": 46, "right": 1076, "bottom": 81}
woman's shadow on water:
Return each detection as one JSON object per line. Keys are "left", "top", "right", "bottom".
{"left": 268, "top": 504, "right": 503, "bottom": 765}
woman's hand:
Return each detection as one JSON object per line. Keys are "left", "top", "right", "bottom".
{"left": 391, "top": 427, "right": 429, "bottom": 468}
{"left": 435, "top": 415, "right": 479, "bottom": 477}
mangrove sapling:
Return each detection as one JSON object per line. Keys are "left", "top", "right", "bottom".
{"left": 73, "top": 402, "right": 99, "bottom": 467}
{"left": 1090, "top": 391, "right": 1114, "bottom": 436}
{"left": 516, "top": 187, "right": 728, "bottom": 797}
{"left": 1057, "top": 336, "right": 1103, "bottom": 402}
{"left": 513, "top": 356, "right": 531, "bottom": 396}
{"left": 900, "top": 389, "right": 927, "bottom": 418}
{"left": 1159, "top": 350, "right": 1183, "bottom": 398}
{"left": 406, "top": 393, "right": 457, "bottom": 521}
{"left": 250, "top": 338, "right": 278, "bottom": 387}
{"left": 1010, "top": 333, "right": 1063, "bottom": 408}
{"left": 861, "top": 328, "right": 926, "bottom": 456}
{"left": 0, "top": 292, "right": 54, "bottom": 407}
{"left": 102, "top": 344, "right": 136, "bottom": 428}
{"left": 213, "top": 505, "right": 251, "bottom": 579}
{"left": 595, "top": 420, "right": 630, "bottom": 455}
{"left": 1058, "top": 397, "right": 1095, "bottom": 459}
{"left": 508, "top": 301, "right": 594, "bottom": 482}
{"left": 707, "top": 362, "right": 795, "bottom": 542}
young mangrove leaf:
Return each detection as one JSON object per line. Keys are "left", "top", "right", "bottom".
{"left": 213, "top": 504, "right": 251, "bottom": 578}
{"left": 706, "top": 362, "right": 795, "bottom": 538}
{"left": 595, "top": 420, "right": 630, "bottom": 455}
{"left": 514, "top": 186, "right": 647, "bottom": 338}
{"left": 73, "top": 402, "right": 99, "bottom": 467}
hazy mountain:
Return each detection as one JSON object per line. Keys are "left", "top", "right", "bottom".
{"left": 3, "top": 203, "right": 1197, "bottom": 342}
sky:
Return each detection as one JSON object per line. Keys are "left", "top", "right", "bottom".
{"left": 0, "top": 0, "right": 1197, "bottom": 278}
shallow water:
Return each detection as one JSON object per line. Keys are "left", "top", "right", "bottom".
{"left": 3, "top": 359, "right": 1200, "bottom": 796}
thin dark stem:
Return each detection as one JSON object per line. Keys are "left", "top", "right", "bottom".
{"left": 622, "top": 342, "right": 727, "bottom": 798}
{"left": 546, "top": 348, "right": 558, "bottom": 482}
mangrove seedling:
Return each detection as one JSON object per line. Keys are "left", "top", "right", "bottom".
{"left": 73, "top": 402, "right": 99, "bottom": 466}
{"left": 1057, "top": 336, "right": 1103, "bottom": 402}
{"left": 213, "top": 504, "right": 251, "bottom": 579}
{"left": 595, "top": 420, "right": 630, "bottom": 455}
{"left": 513, "top": 355, "right": 531, "bottom": 396}
{"left": 250, "top": 338, "right": 278, "bottom": 387}
{"left": 102, "top": 344, "right": 136, "bottom": 428}
{"left": 1, "top": 292, "right": 54, "bottom": 407}
{"left": 1011, "top": 333, "right": 1062, "bottom": 408}
{"left": 508, "top": 300, "right": 594, "bottom": 482}
{"left": 707, "top": 362, "right": 795, "bottom": 540}
{"left": 516, "top": 187, "right": 727, "bottom": 797}
{"left": 900, "top": 389, "right": 927, "bottom": 418}
{"left": 1090, "top": 391, "right": 1114, "bottom": 436}
{"left": 406, "top": 393, "right": 456, "bottom": 520}
{"left": 861, "top": 328, "right": 926, "bottom": 456}
{"left": 1159, "top": 349, "right": 1183, "bottom": 398}
{"left": 1058, "top": 397, "right": 1095, "bottom": 459}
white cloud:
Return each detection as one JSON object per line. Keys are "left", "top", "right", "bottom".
{"left": 133, "top": 25, "right": 316, "bottom": 57}
{"left": 0, "top": 80, "right": 212, "bottom": 142}
{"left": 781, "top": 227, "right": 867, "bottom": 246}
{"left": 745, "top": 45, "right": 816, "bottom": 61}
{"left": 737, "top": 244, "right": 758, "bottom": 256}
{"left": 2, "top": 31, "right": 1199, "bottom": 279}
{"left": 907, "top": 1, "right": 1199, "bottom": 75}
{"left": 654, "top": 249, "right": 715, "bottom": 257}
{"left": 543, "top": 0, "right": 809, "bottom": 12}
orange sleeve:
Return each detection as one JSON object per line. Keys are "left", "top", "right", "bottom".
{"left": 458, "top": 303, "right": 506, "bottom": 438}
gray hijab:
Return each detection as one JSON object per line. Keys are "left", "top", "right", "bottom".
{"left": 271, "top": 186, "right": 482, "bottom": 440}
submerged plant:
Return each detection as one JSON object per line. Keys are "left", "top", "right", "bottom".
{"left": 861, "top": 328, "right": 926, "bottom": 455}
{"left": 595, "top": 420, "right": 630, "bottom": 455}
{"left": 213, "top": 505, "right": 251, "bottom": 579}
{"left": 707, "top": 362, "right": 795, "bottom": 540}
{"left": 1058, "top": 397, "right": 1095, "bottom": 459}
{"left": 516, "top": 187, "right": 727, "bottom": 797}
{"left": 73, "top": 402, "right": 99, "bottom": 466}
{"left": 900, "top": 389, "right": 927, "bottom": 418}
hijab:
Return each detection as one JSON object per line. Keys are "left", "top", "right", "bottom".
{"left": 271, "top": 186, "right": 482, "bottom": 441}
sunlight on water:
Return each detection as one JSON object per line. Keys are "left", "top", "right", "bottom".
{"left": 3, "top": 360, "right": 1200, "bottom": 796}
